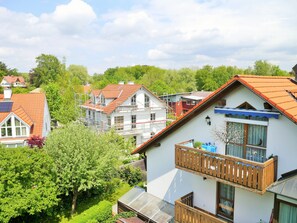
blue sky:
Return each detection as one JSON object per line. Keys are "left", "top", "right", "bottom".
{"left": 0, "top": 0, "right": 296, "bottom": 74}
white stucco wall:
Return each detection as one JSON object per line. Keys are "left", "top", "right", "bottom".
{"left": 42, "top": 98, "right": 51, "bottom": 137}
{"left": 146, "top": 85, "right": 297, "bottom": 223}
{"left": 234, "top": 188, "right": 274, "bottom": 223}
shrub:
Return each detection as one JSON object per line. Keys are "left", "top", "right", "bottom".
{"left": 69, "top": 200, "right": 112, "bottom": 223}
{"left": 119, "top": 165, "right": 143, "bottom": 186}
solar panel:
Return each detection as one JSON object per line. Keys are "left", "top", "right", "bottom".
{"left": 0, "top": 102, "right": 13, "bottom": 112}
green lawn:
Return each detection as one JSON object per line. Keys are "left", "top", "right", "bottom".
{"left": 60, "top": 182, "right": 132, "bottom": 223}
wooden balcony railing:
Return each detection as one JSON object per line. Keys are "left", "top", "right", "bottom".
{"left": 175, "top": 192, "right": 227, "bottom": 223}
{"left": 175, "top": 144, "right": 278, "bottom": 194}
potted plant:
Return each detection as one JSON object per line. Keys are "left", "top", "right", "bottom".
{"left": 194, "top": 141, "right": 202, "bottom": 149}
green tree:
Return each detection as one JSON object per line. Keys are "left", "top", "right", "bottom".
{"left": 30, "top": 54, "right": 65, "bottom": 87}
{"left": 252, "top": 60, "right": 289, "bottom": 76}
{"left": 68, "top": 64, "right": 90, "bottom": 85}
{"left": 0, "top": 61, "right": 19, "bottom": 78}
{"left": 43, "top": 83, "right": 62, "bottom": 121}
{"left": 44, "top": 123, "right": 133, "bottom": 215}
{"left": 0, "top": 147, "right": 58, "bottom": 223}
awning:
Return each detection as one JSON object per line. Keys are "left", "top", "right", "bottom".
{"left": 214, "top": 107, "right": 280, "bottom": 119}
{"left": 118, "top": 187, "right": 174, "bottom": 223}
{"left": 267, "top": 172, "right": 297, "bottom": 200}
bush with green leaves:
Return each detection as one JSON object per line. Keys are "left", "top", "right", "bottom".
{"left": 69, "top": 200, "right": 112, "bottom": 223}
{"left": 119, "top": 165, "right": 143, "bottom": 186}
{"left": 0, "top": 147, "right": 59, "bottom": 223}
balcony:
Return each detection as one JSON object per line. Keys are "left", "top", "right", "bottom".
{"left": 175, "top": 141, "right": 278, "bottom": 194}
{"left": 175, "top": 192, "right": 227, "bottom": 223}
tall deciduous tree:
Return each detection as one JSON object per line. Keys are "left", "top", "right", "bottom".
{"left": 30, "top": 54, "right": 65, "bottom": 87}
{"left": 68, "top": 64, "right": 90, "bottom": 85}
{"left": 0, "top": 148, "right": 58, "bottom": 223}
{"left": 0, "top": 61, "right": 19, "bottom": 78}
{"left": 44, "top": 123, "right": 133, "bottom": 215}
{"left": 252, "top": 60, "right": 289, "bottom": 76}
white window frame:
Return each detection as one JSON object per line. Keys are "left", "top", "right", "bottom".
{"left": 144, "top": 94, "right": 150, "bottom": 108}
{"left": 0, "top": 114, "right": 30, "bottom": 138}
{"left": 131, "top": 95, "right": 136, "bottom": 106}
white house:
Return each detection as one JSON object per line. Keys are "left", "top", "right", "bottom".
{"left": 81, "top": 82, "right": 167, "bottom": 146}
{"left": 128, "top": 75, "right": 297, "bottom": 223}
{"left": 1, "top": 76, "right": 26, "bottom": 88}
{"left": 0, "top": 88, "right": 51, "bottom": 147}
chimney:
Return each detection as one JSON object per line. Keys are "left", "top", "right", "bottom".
{"left": 4, "top": 88, "right": 12, "bottom": 101}
{"left": 293, "top": 64, "right": 297, "bottom": 81}
{"left": 118, "top": 81, "right": 125, "bottom": 85}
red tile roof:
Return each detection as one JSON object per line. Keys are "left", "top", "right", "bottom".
{"left": 132, "top": 75, "right": 297, "bottom": 154}
{"left": 84, "top": 84, "right": 143, "bottom": 115}
{"left": 3, "top": 75, "right": 25, "bottom": 84}
{"left": 0, "top": 93, "right": 46, "bottom": 136}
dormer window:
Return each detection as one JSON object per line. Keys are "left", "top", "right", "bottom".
{"left": 101, "top": 95, "right": 106, "bottom": 105}
{"left": 131, "top": 95, "right": 136, "bottom": 106}
{"left": 145, "top": 94, "right": 150, "bottom": 108}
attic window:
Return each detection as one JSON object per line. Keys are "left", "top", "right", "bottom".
{"left": 131, "top": 95, "right": 136, "bottom": 106}
{"left": 237, "top": 102, "right": 255, "bottom": 110}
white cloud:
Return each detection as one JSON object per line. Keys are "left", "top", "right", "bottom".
{"left": 41, "top": 0, "right": 97, "bottom": 35}
{"left": 1, "top": 0, "right": 297, "bottom": 74}
{"left": 101, "top": 10, "right": 154, "bottom": 40}
{"left": 148, "top": 49, "right": 170, "bottom": 60}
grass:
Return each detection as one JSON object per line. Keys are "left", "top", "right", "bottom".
{"left": 60, "top": 182, "right": 132, "bottom": 223}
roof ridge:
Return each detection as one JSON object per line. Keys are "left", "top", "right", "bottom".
{"left": 236, "top": 74, "right": 292, "bottom": 79}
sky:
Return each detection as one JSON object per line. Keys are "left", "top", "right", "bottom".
{"left": 0, "top": 0, "right": 296, "bottom": 74}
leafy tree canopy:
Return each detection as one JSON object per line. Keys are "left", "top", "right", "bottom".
{"left": 0, "top": 61, "right": 18, "bottom": 78}
{"left": 30, "top": 54, "right": 65, "bottom": 87}
{"left": 0, "top": 147, "right": 59, "bottom": 223}
{"left": 44, "top": 123, "right": 133, "bottom": 214}
{"left": 68, "top": 64, "right": 90, "bottom": 85}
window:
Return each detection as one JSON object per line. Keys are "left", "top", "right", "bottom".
{"left": 1, "top": 117, "right": 12, "bottom": 137}
{"left": 278, "top": 200, "right": 297, "bottom": 223}
{"left": 144, "top": 94, "right": 150, "bottom": 107}
{"left": 226, "top": 122, "right": 267, "bottom": 162}
{"left": 186, "top": 100, "right": 191, "bottom": 105}
{"left": 131, "top": 95, "right": 136, "bottom": 106}
{"left": 217, "top": 183, "right": 235, "bottom": 221}
{"left": 131, "top": 115, "right": 136, "bottom": 129}
{"left": 15, "top": 118, "right": 27, "bottom": 136}
{"left": 107, "top": 116, "right": 111, "bottom": 128}
{"left": 150, "top": 113, "right": 156, "bottom": 121}
{"left": 101, "top": 96, "right": 105, "bottom": 105}
{"left": 114, "top": 116, "right": 124, "bottom": 130}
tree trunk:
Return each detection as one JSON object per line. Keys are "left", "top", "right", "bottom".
{"left": 71, "top": 189, "right": 78, "bottom": 215}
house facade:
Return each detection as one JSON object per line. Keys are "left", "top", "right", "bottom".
{"left": 131, "top": 75, "right": 297, "bottom": 223}
{"left": 1, "top": 76, "right": 26, "bottom": 88}
{"left": 0, "top": 88, "right": 51, "bottom": 147}
{"left": 82, "top": 83, "right": 167, "bottom": 146}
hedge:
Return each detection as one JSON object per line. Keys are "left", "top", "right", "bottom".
{"left": 69, "top": 200, "right": 112, "bottom": 223}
